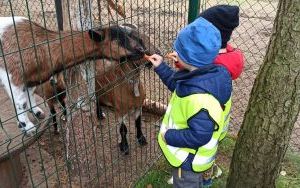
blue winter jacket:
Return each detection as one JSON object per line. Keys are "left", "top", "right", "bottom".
{"left": 154, "top": 62, "right": 232, "bottom": 171}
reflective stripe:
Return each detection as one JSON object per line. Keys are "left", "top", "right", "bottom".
{"left": 220, "top": 102, "right": 231, "bottom": 141}
{"left": 158, "top": 133, "right": 190, "bottom": 167}
{"left": 202, "top": 138, "right": 218, "bottom": 150}
{"left": 159, "top": 92, "right": 232, "bottom": 172}
{"left": 168, "top": 117, "right": 173, "bottom": 128}
{"left": 160, "top": 123, "right": 168, "bottom": 134}
{"left": 182, "top": 147, "right": 197, "bottom": 155}
{"left": 222, "top": 113, "right": 230, "bottom": 133}
{"left": 166, "top": 104, "right": 172, "bottom": 115}
{"left": 167, "top": 145, "right": 190, "bottom": 161}
{"left": 193, "top": 155, "right": 216, "bottom": 165}
{"left": 224, "top": 113, "right": 230, "bottom": 122}
{"left": 162, "top": 118, "right": 178, "bottom": 130}
{"left": 222, "top": 123, "right": 229, "bottom": 133}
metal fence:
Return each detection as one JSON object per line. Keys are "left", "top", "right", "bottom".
{"left": 201, "top": 0, "right": 300, "bottom": 153}
{"left": 0, "top": 0, "right": 186, "bottom": 187}
{"left": 0, "top": 0, "right": 299, "bottom": 187}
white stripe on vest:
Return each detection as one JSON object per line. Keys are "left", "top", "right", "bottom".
{"left": 168, "top": 145, "right": 189, "bottom": 161}
{"left": 202, "top": 138, "right": 218, "bottom": 150}
{"left": 193, "top": 155, "right": 216, "bottom": 165}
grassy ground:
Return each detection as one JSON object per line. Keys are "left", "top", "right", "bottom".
{"left": 276, "top": 151, "right": 300, "bottom": 188}
{"left": 135, "top": 136, "right": 300, "bottom": 188}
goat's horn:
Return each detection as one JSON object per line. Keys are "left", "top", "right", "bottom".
{"left": 119, "top": 23, "right": 138, "bottom": 33}
{"left": 121, "top": 23, "right": 138, "bottom": 30}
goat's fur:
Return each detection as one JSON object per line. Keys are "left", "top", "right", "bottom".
{"left": 96, "top": 60, "right": 145, "bottom": 117}
{"left": 0, "top": 16, "right": 146, "bottom": 135}
{"left": 95, "top": 59, "right": 147, "bottom": 154}
{"left": 95, "top": 24, "right": 160, "bottom": 154}
{"left": 34, "top": 73, "right": 66, "bottom": 134}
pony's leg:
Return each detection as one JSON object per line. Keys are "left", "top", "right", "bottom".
{"left": 96, "top": 96, "right": 106, "bottom": 120}
{"left": 134, "top": 108, "right": 147, "bottom": 146}
{"left": 118, "top": 116, "right": 129, "bottom": 155}
{"left": 49, "top": 103, "right": 59, "bottom": 135}
{"left": 28, "top": 87, "right": 45, "bottom": 119}
{"left": 58, "top": 96, "right": 67, "bottom": 121}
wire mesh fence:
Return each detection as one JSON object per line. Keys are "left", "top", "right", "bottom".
{"left": 201, "top": 0, "right": 300, "bottom": 153}
{"left": 0, "top": 0, "right": 299, "bottom": 187}
{"left": 0, "top": 0, "right": 187, "bottom": 187}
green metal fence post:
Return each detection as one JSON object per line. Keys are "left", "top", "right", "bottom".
{"left": 54, "top": 0, "right": 63, "bottom": 30}
{"left": 188, "top": 0, "right": 201, "bottom": 23}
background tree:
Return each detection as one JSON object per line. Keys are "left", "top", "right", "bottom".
{"left": 227, "top": 0, "right": 300, "bottom": 187}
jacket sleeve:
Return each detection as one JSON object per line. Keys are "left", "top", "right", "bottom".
{"left": 154, "top": 62, "right": 176, "bottom": 92}
{"left": 164, "top": 110, "right": 214, "bottom": 149}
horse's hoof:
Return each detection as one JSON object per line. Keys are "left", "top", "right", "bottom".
{"left": 137, "top": 135, "right": 148, "bottom": 146}
{"left": 61, "top": 115, "right": 67, "bottom": 121}
{"left": 119, "top": 142, "right": 129, "bottom": 155}
{"left": 98, "top": 112, "right": 106, "bottom": 120}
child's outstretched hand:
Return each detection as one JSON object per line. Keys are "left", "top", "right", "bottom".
{"left": 165, "top": 52, "right": 178, "bottom": 62}
{"left": 144, "top": 54, "right": 163, "bottom": 68}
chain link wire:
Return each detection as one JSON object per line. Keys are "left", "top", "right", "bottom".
{"left": 201, "top": 0, "right": 299, "bottom": 153}
{"left": 0, "top": 0, "right": 187, "bottom": 187}
{"left": 0, "top": 0, "right": 298, "bottom": 187}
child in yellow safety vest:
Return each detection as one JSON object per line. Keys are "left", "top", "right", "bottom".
{"left": 158, "top": 5, "right": 244, "bottom": 187}
{"left": 147, "top": 15, "right": 232, "bottom": 188}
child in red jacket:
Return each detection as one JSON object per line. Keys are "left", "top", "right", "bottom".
{"left": 202, "top": 5, "right": 244, "bottom": 81}
{"left": 214, "top": 44, "right": 243, "bottom": 80}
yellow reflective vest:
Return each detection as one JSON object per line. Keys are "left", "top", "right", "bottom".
{"left": 158, "top": 92, "right": 231, "bottom": 172}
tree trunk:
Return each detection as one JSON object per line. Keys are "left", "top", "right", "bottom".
{"left": 227, "top": 0, "right": 300, "bottom": 187}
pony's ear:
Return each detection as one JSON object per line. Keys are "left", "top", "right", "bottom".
{"left": 88, "top": 28, "right": 105, "bottom": 42}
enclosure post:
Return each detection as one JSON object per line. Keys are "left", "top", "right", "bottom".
{"left": 188, "top": 0, "right": 200, "bottom": 23}
{"left": 55, "top": 0, "right": 63, "bottom": 30}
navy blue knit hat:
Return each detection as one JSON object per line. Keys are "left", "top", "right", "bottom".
{"left": 173, "top": 17, "right": 221, "bottom": 68}
{"left": 199, "top": 5, "right": 240, "bottom": 48}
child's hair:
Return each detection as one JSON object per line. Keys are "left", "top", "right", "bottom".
{"left": 198, "top": 5, "right": 240, "bottom": 48}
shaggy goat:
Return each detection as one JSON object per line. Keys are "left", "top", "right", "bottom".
{"left": 95, "top": 24, "right": 160, "bottom": 154}
{"left": 0, "top": 16, "right": 147, "bottom": 135}
{"left": 95, "top": 60, "right": 146, "bottom": 154}
{"left": 34, "top": 73, "right": 66, "bottom": 135}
